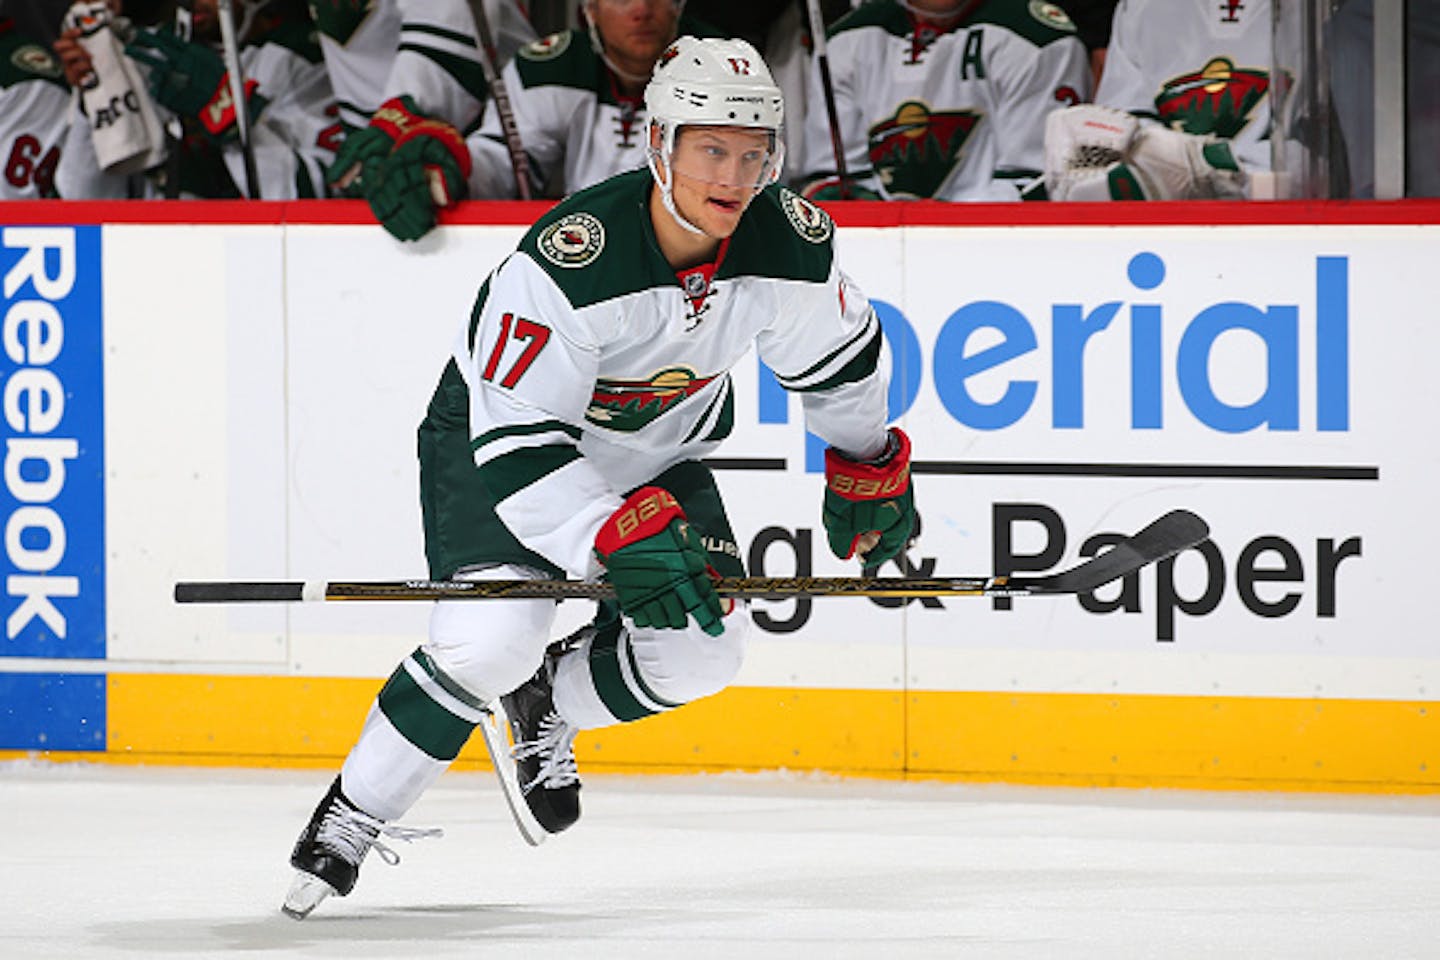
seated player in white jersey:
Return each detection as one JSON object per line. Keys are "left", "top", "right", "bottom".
{"left": 314, "top": 0, "right": 537, "bottom": 198}
{"left": 356, "top": 0, "right": 723, "bottom": 241}
{"left": 0, "top": 14, "right": 70, "bottom": 199}
{"left": 281, "top": 34, "right": 918, "bottom": 920}
{"left": 1042, "top": 0, "right": 1274, "bottom": 201}
{"left": 797, "top": 0, "right": 1091, "bottom": 202}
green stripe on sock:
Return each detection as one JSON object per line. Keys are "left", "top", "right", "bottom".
{"left": 377, "top": 662, "right": 477, "bottom": 761}
{"left": 412, "top": 648, "right": 489, "bottom": 711}
{"left": 588, "top": 620, "right": 661, "bottom": 722}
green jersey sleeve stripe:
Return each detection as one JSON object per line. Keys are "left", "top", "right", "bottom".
{"left": 784, "top": 322, "right": 884, "bottom": 395}
{"left": 472, "top": 419, "right": 581, "bottom": 452}
{"left": 400, "top": 23, "right": 475, "bottom": 47}
{"left": 396, "top": 43, "right": 489, "bottom": 102}
{"left": 773, "top": 309, "right": 880, "bottom": 389}
{"left": 476, "top": 444, "right": 583, "bottom": 503}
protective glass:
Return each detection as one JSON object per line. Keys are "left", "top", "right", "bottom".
{"left": 668, "top": 126, "right": 782, "bottom": 190}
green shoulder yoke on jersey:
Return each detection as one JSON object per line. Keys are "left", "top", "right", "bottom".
{"left": 0, "top": 22, "right": 66, "bottom": 92}
{"left": 830, "top": 0, "right": 1078, "bottom": 48}
{"left": 514, "top": 171, "right": 836, "bottom": 311}
{"left": 514, "top": 16, "right": 722, "bottom": 108}
{"left": 518, "top": 168, "right": 675, "bottom": 309}
{"left": 718, "top": 184, "right": 835, "bottom": 285}
{"left": 248, "top": 14, "right": 325, "bottom": 63}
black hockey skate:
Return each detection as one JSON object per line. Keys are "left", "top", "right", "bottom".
{"left": 500, "top": 649, "right": 581, "bottom": 835}
{"left": 282, "top": 776, "right": 439, "bottom": 920}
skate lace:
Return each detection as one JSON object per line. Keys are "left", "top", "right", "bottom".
{"left": 317, "top": 803, "right": 443, "bottom": 867}
{"left": 511, "top": 710, "right": 579, "bottom": 791}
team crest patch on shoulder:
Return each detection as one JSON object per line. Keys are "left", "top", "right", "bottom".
{"left": 537, "top": 212, "right": 605, "bottom": 268}
{"left": 12, "top": 44, "right": 62, "bottom": 79}
{"left": 1028, "top": 1, "right": 1077, "bottom": 31}
{"left": 521, "top": 31, "right": 571, "bottom": 61}
{"left": 780, "top": 188, "right": 833, "bottom": 244}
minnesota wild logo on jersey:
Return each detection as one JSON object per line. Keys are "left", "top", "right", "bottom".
{"left": 1155, "top": 57, "right": 1269, "bottom": 140}
{"left": 587, "top": 367, "right": 717, "bottom": 432}
{"left": 868, "top": 101, "right": 981, "bottom": 199}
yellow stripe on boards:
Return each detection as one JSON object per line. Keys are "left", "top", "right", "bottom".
{"left": 2, "top": 675, "right": 1432, "bottom": 794}
{"left": 908, "top": 690, "right": 1437, "bottom": 794}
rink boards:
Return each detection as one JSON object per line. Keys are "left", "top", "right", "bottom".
{"left": 1, "top": 199, "right": 1437, "bottom": 793}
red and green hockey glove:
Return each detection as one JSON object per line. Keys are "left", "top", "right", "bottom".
{"left": 594, "top": 487, "right": 725, "bottom": 637}
{"left": 364, "top": 97, "right": 472, "bottom": 241}
{"left": 328, "top": 95, "right": 434, "bottom": 197}
{"left": 124, "top": 29, "right": 261, "bottom": 141}
{"left": 326, "top": 124, "right": 394, "bottom": 197}
{"left": 822, "top": 427, "right": 916, "bottom": 565}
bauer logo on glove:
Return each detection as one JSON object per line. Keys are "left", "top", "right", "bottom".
{"left": 821, "top": 427, "right": 917, "bottom": 566}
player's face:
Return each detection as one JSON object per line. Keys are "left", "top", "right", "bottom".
{"left": 669, "top": 126, "right": 776, "bottom": 238}
{"left": 588, "top": 0, "right": 681, "bottom": 76}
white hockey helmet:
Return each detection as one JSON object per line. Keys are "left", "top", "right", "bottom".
{"left": 644, "top": 35, "right": 786, "bottom": 233}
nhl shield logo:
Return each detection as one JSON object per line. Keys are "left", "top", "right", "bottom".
{"left": 537, "top": 213, "right": 605, "bottom": 268}
{"left": 780, "top": 188, "right": 833, "bottom": 244}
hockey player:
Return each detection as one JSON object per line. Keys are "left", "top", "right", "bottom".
{"left": 312, "top": 0, "right": 537, "bottom": 197}
{"left": 798, "top": 0, "right": 1091, "bottom": 201}
{"left": 1042, "top": 0, "right": 1271, "bottom": 200}
{"left": 282, "top": 34, "right": 917, "bottom": 920}
{"left": 0, "top": 15, "right": 70, "bottom": 198}
{"left": 115, "top": 0, "right": 340, "bottom": 198}
{"left": 358, "top": 0, "right": 717, "bottom": 240}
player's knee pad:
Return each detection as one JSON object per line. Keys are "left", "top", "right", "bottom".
{"left": 424, "top": 565, "right": 557, "bottom": 703}
{"left": 627, "top": 604, "right": 750, "bottom": 705}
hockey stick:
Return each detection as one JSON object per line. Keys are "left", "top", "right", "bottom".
{"left": 216, "top": 0, "right": 260, "bottom": 198}
{"left": 463, "top": 0, "right": 532, "bottom": 200}
{"left": 161, "top": 0, "right": 193, "bottom": 198}
{"left": 174, "top": 509, "right": 1208, "bottom": 603}
{"left": 804, "top": 0, "right": 850, "bottom": 199}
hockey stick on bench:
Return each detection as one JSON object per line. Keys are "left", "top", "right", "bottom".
{"left": 174, "top": 509, "right": 1209, "bottom": 604}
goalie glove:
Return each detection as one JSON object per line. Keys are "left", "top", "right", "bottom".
{"left": 594, "top": 487, "right": 726, "bottom": 637}
{"left": 363, "top": 96, "right": 472, "bottom": 241}
{"left": 1044, "top": 105, "right": 1248, "bottom": 201}
{"left": 822, "top": 427, "right": 916, "bottom": 566}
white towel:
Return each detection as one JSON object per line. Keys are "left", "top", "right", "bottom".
{"left": 65, "top": 2, "right": 168, "bottom": 175}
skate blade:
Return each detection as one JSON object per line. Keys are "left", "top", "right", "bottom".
{"left": 281, "top": 871, "right": 336, "bottom": 920}
{"left": 477, "top": 704, "right": 548, "bottom": 847}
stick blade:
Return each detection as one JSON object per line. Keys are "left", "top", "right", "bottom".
{"left": 1041, "top": 509, "right": 1211, "bottom": 594}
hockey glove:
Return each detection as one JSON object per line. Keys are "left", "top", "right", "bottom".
{"left": 594, "top": 487, "right": 725, "bottom": 637}
{"left": 1044, "top": 105, "right": 1247, "bottom": 201}
{"left": 364, "top": 97, "right": 472, "bottom": 241}
{"left": 328, "top": 96, "right": 433, "bottom": 197}
{"left": 822, "top": 427, "right": 916, "bottom": 565}
{"left": 124, "top": 28, "right": 260, "bottom": 141}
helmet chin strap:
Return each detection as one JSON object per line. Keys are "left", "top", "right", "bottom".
{"left": 647, "top": 131, "right": 707, "bottom": 237}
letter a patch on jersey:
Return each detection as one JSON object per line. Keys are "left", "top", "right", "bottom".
{"left": 537, "top": 212, "right": 605, "bottom": 268}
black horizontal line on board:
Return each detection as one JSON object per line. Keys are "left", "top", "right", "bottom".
{"left": 702, "top": 458, "right": 1380, "bottom": 481}
{"left": 913, "top": 461, "right": 1380, "bottom": 481}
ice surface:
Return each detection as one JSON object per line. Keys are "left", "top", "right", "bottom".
{"left": 2, "top": 762, "right": 1438, "bottom": 958}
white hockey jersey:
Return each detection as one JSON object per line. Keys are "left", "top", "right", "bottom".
{"left": 455, "top": 169, "right": 891, "bottom": 578}
{"left": 800, "top": 0, "right": 1090, "bottom": 201}
{"left": 311, "top": 0, "right": 535, "bottom": 132}
{"left": 465, "top": 19, "right": 718, "bottom": 200}
{"left": 58, "top": 13, "right": 339, "bottom": 199}
{"left": 1096, "top": 0, "right": 1275, "bottom": 171}
{"left": 222, "top": 16, "right": 341, "bottom": 198}
{"left": 0, "top": 21, "right": 70, "bottom": 199}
